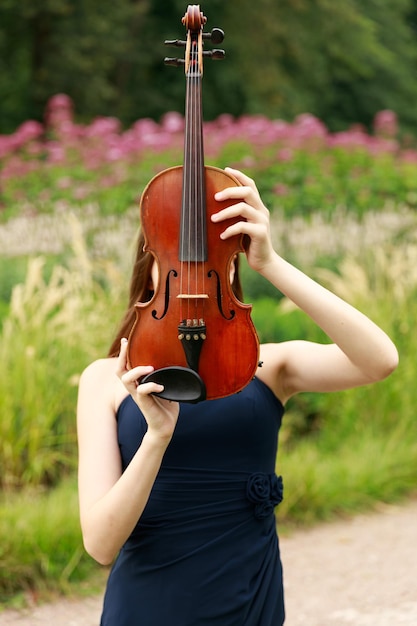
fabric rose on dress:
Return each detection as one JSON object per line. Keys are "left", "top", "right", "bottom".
{"left": 246, "top": 472, "right": 283, "bottom": 520}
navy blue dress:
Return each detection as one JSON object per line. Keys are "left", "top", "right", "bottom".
{"left": 100, "top": 377, "right": 285, "bottom": 625}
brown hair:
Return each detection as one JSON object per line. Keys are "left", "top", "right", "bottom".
{"left": 108, "top": 230, "right": 244, "bottom": 357}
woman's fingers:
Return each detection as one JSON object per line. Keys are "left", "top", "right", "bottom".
{"left": 212, "top": 168, "right": 274, "bottom": 272}
{"left": 219, "top": 220, "right": 267, "bottom": 242}
{"left": 116, "top": 338, "right": 157, "bottom": 393}
{"left": 215, "top": 184, "right": 263, "bottom": 209}
{"left": 212, "top": 200, "right": 267, "bottom": 225}
{"left": 120, "top": 366, "right": 154, "bottom": 391}
{"left": 115, "top": 338, "right": 129, "bottom": 376}
{"left": 214, "top": 168, "right": 268, "bottom": 219}
{"left": 114, "top": 342, "right": 178, "bottom": 441}
{"left": 224, "top": 166, "right": 257, "bottom": 189}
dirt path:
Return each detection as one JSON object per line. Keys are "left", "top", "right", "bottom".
{"left": 281, "top": 498, "right": 417, "bottom": 625}
{"left": 2, "top": 498, "right": 416, "bottom": 625}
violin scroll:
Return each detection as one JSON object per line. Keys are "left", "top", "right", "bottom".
{"left": 181, "top": 4, "right": 206, "bottom": 31}
{"left": 164, "top": 5, "right": 225, "bottom": 69}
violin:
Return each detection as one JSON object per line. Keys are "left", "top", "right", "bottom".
{"left": 127, "top": 5, "right": 259, "bottom": 402}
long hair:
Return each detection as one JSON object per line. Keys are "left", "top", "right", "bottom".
{"left": 108, "top": 230, "right": 245, "bottom": 357}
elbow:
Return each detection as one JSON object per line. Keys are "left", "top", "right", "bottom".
{"left": 84, "top": 541, "right": 115, "bottom": 567}
{"left": 82, "top": 532, "right": 116, "bottom": 566}
{"left": 370, "top": 343, "right": 399, "bottom": 383}
{"left": 383, "top": 349, "right": 399, "bottom": 380}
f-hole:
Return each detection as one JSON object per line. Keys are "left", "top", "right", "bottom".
{"left": 152, "top": 269, "right": 178, "bottom": 320}
{"left": 207, "top": 269, "right": 235, "bottom": 320}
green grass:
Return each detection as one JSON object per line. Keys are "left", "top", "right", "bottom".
{"left": 0, "top": 478, "right": 102, "bottom": 606}
{"left": 278, "top": 387, "right": 417, "bottom": 526}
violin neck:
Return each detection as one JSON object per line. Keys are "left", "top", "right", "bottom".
{"left": 180, "top": 59, "right": 207, "bottom": 262}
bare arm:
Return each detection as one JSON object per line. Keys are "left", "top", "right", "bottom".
{"left": 213, "top": 168, "right": 398, "bottom": 403}
{"left": 77, "top": 340, "right": 179, "bottom": 565}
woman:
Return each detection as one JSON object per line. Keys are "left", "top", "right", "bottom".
{"left": 77, "top": 168, "right": 398, "bottom": 625}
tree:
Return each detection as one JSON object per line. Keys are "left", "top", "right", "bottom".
{"left": 2, "top": 0, "right": 417, "bottom": 134}
{"left": 0, "top": 0, "right": 145, "bottom": 131}
{"left": 219, "top": 0, "right": 417, "bottom": 131}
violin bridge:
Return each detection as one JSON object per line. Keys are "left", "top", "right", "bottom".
{"left": 176, "top": 294, "right": 209, "bottom": 299}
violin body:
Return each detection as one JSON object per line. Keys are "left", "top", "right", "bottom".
{"left": 127, "top": 5, "right": 259, "bottom": 402}
{"left": 128, "top": 164, "right": 259, "bottom": 401}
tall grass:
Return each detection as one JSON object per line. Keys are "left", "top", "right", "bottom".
{"left": 1, "top": 211, "right": 416, "bottom": 602}
{"left": 275, "top": 243, "right": 417, "bottom": 524}
{"left": 0, "top": 216, "right": 127, "bottom": 489}
{"left": 0, "top": 478, "right": 95, "bottom": 604}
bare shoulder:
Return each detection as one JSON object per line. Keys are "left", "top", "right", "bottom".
{"left": 256, "top": 342, "right": 289, "bottom": 404}
{"left": 256, "top": 340, "right": 332, "bottom": 404}
{"left": 80, "top": 357, "right": 118, "bottom": 382}
{"left": 78, "top": 357, "right": 126, "bottom": 415}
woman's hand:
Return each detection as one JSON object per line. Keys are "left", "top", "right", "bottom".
{"left": 212, "top": 167, "right": 275, "bottom": 273}
{"left": 116, "top": 338, "right": 180, "bottom": 443}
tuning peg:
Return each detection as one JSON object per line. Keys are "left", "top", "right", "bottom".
{"left": 165, "top": 39, "right": 187, "bottom": 47}
{"left": 202, "top": 49, "right": 225, "bottom": 60}
{"left": 164, "top": 57, "right": 186, "bottom": 67}
{"left": 202, "top": 28, "right": 224, "bottom": 44}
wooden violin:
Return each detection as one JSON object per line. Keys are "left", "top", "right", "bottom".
{"left": 127, "top": 4, "right": 259, "bottom": 402}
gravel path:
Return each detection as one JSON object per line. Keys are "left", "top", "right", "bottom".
{"left": 2, "top": 498, "right": 416, "bottom": 625}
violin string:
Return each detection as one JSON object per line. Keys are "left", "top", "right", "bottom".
{"left": 179, "top": 69, "right": 187, "bottom": 325}
{"left": 190, "top": 42, "right": 195, "bottom": 323}
{"left": 181, "top": 32, "right": 206, "bottom": 327}
{"left": 198, "top": 31, "right": 206, "bottom": 324}
{"left": 181, "top": 49, "right": 191, "bottom": 325}
{"left": 181, "top": 35, "right": 193, "bottom": 324}
{"left": 188, "top": 40, "right": 195, "bottom": 323}
{"left": 192, "top": 36, "right": 203, "bottom": 324}
{"left": 194, "top": 37, "right": 202, "bottom": 323}
{"left": 187, "top": 38, "right": 195, "bottom": 323}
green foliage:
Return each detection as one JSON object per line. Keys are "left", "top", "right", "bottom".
{"left": 0, "top": 257, "right": 27, "bottom": 317}
{"left": 0, "top": 478, "right": 99, "bottom": 602}
{"left": 2, "top": 1, "right": 417, "bottom": 132}
{"left": 277, "top": 424, "right": 417, "bottom": 525}
{"left": 276, "top": 244, "right": 417, "bottom": 522}
{"left": 0, "top": 0, "right": 143, "bottom": 130}
{"left": 3, "top": 129, "right": 417, "bottom": 226}
{"left": 0, "top": 219, "right": 126, "bottom": 488}
{"left": 236, "top": 145, "right": 417, "bottom": 219}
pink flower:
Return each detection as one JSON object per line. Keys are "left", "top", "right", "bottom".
{"left": 86, "top": 117, "right": 121, "bottom": 138}
{"left": 277, "top": 148, "right": 293, "bottom": 162}
{"left": 45, "top": 94, "right": 74, "bottom": 132}
{"left": 161, "top": 111, "right": 184, "bottom": 133}
{"left": 16, "top": 120, "right": 44, "bottom": 144}
{"left": 47, "top": 93, "right": 73, "bottom": 110}
{"left": 373, "top": 110, "right": 398, "bottom": 138}
{"left": 273, "top": 183, "right": 289, "bottom": 196}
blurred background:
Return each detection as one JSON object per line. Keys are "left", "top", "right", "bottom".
{"left": 2, "top": 0, "right": 417, "bottom": 134}
{"left": 1, "top": 0, "right": 417, "bottom": 611}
